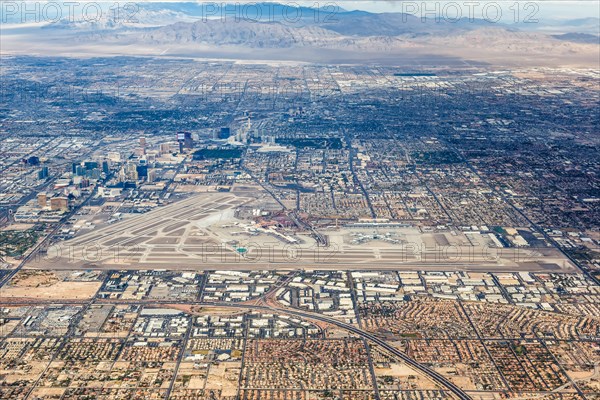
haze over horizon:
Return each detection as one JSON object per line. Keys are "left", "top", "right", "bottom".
{"left": 1, "top": 1, "right": 598, "bottom": 66}
{"left": 0, "top": 1, "right": 599, "bottom": 399}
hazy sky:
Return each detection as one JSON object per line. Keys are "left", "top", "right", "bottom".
{"left": 35, "top": 0, "right": 595, "bottom": 17}
{"left": 142, "top": 1, "right": 599, "bottom": 22}
{"left": 308, "top": 1, "right": 599, "bottom": 21}
{"left": 5, "top": 1, "right": 599, "bottom": 24}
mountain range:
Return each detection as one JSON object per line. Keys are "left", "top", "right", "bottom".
{"left": 1, "top": 2, "right": 598, "bottom": 65}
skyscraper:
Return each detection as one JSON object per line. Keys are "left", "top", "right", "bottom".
{"left": 125, "top": 163, "right": 138, "bottom": 181}
{"left": 38, "top": 166, "right": 49, "bottom": 180}
{"left": 177, "top": 132, "right": 193, "bottom": 150}
{"left": 37, "top": 192, "right": 47, "bottom": 208}
{"left": 147, "top": 168, "right": 157, "bottom": 183}
{"left": 136, "top": 165, "right": 148, "bottom": 179}
{"left": 184, "top": 132, "right": 193, "bottom": 149}
{"left": 50, "top": 197, "right": 68, "bottom": 211}
{"left": 177, "top": 132, "right": 185, "bottom": 153}
{"left": 220, "top": 127, "right": 231, "bottom": 139}
{"left": 160, "top": 143, "right": 171, "bottom": 155}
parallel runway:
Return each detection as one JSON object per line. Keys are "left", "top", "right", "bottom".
{"left": 27, "top": 192, "right": 576, "bottom": 273}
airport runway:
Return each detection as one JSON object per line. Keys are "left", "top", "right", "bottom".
{"left": 25, "top": 192, "right": 577, "bottom": 274}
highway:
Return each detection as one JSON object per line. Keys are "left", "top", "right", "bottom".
{"left": 242, "top": 164, "right": 328, "bottom": 246}
{"left": 341, "top": 126, "right": 376, "bottom": 219}
{"left": 0, "top": 172, "right": 112, "bottom": 288}
{"left": 202, "top": 301, "right": 473, "bottom": 400}
{"left": 458, "top": 151, "right": 600, "bottom": 287}
{"left": 0, "top": 289, "right": 471, "bottom": 399}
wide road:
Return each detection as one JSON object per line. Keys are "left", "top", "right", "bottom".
{"left": 2, "top": 294, "right": 470, "bottom": 398}
{"left": 0, "top": 290, "right": 469, "bottom": 398}
{"left": 204, "top": 302, "right": 473, "bottom": 400}
{"left": 449, "top": 142, "right": 600, "bottom": 287}
{"left": 0, "top": 171, "right": 113, "bottom": 288}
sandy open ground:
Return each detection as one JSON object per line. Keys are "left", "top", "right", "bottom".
{"left": 1, "top": 280, "right": 101, "bottom": 299}
{"left": 375, "top": 362, "right": 438, "bottom": 390}
{"left": 205, "top": 362, "right": 241, "bottom": 396}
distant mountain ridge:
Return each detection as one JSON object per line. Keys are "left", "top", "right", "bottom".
{"left": 2, "top": 2, "right": 598, "bottom": 65}
{"left": 552, "top": 32, "right": 600, "bottom": 44}
{"left": 139, "top": 20, "right": 341, "bottom": 48}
